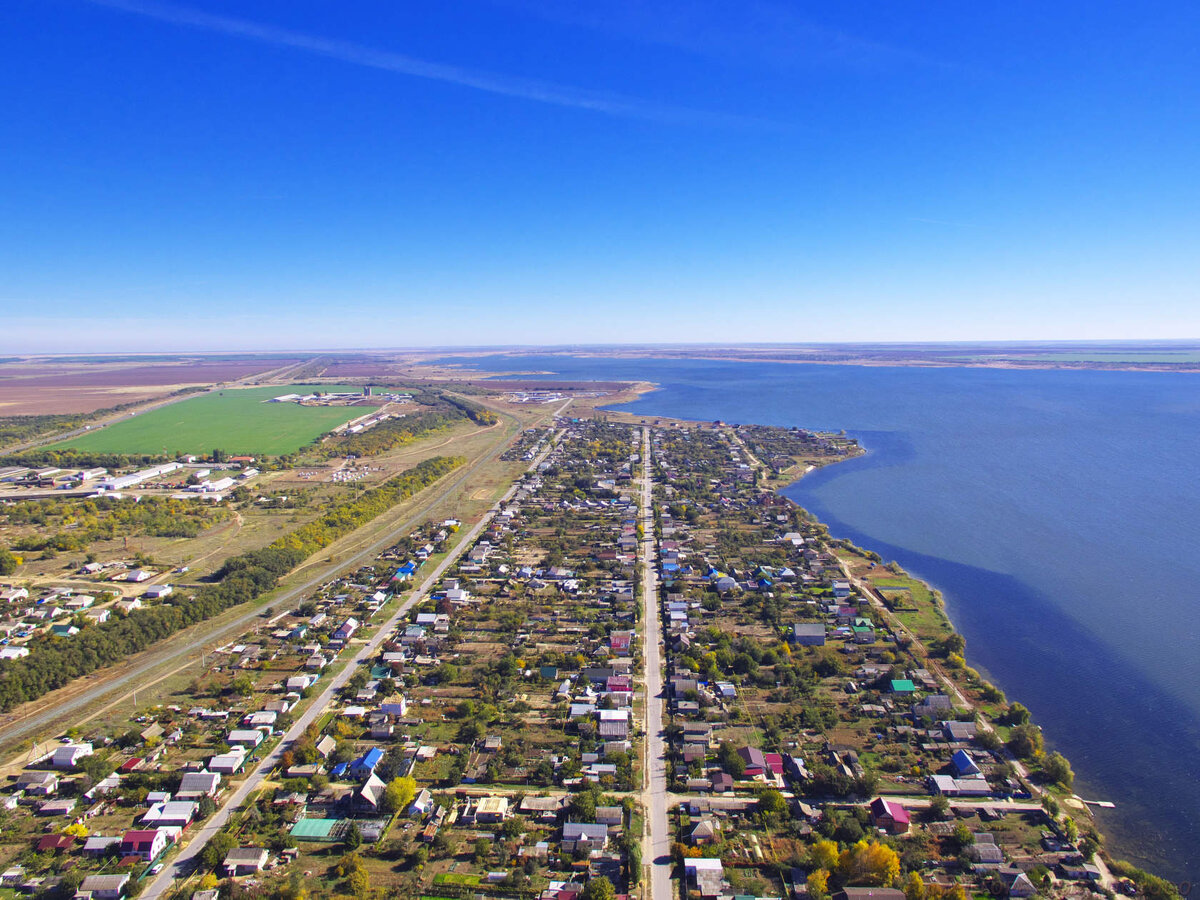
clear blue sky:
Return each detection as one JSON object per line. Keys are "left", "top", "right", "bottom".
{"left": 3, "top": 0, "right": 1199, "bottom": 351}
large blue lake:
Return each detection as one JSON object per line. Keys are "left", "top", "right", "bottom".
{"left": 442, "top": 355, "right": 1199, "bottom": 880}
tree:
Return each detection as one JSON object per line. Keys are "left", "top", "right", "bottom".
{"left": 201, "top": 831, "right": 237, "bottom": 869}
{"left": 756, "top": 788, "right": 788, "bottom": 822}
{"left": 950, "top": 821, "right": 974, "bottom": 852}
{"left": 582, "top": 877, "right": 616, "bottom": 900}
{"left": 939, "top": 633, "right": 966, "bottom": 657}
{"left": 1062, "top": 816, "right": 1079, "bottom": 843}
{"left": 0, "top": 549, "right": 18, "bottom": 576}
{"left": 838, "top": 840, "right": 900, "bottom": 887}
{"left": 904, "top": 871, "right": 927, "bottom": 900}
{"left": 1008, "top": 723, "right": 1044, "bottom": 759}
{"left": 1002, "top": 702, "right": 1031, "bottom": 725}
{"left": 502, "top": 815, "right": 526, "bottom": 840}
{"left": 344, "top": 822, "right": 362, "bottom": 849}
{"left": 811, "top": 839, "right": 840, "bottom": 872}
{"left": 717, "top": 742, "right": 746, "bottom": 778}
{"left": 346, "top": 868, "right": 370, "bottom": 899}
{"left": 929, "top": 794, "right": 950, "bottom": 819}
{"left": 1042, "top": 751, "right": 1074, "bottom": 788}
{"left": 807, "top": 870, "right": 830, "bottom": 900}
{"left": 474, "top": 838, "right": 491, "bottom": 864}
{"left": 382, "top": 776, "right": 416, "bottom": 815}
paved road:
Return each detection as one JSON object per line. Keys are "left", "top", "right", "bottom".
{"left": 0, "top": 408, "right": 525, "bottom": 751}
{"left": 638, "top": 428, "right": 672, "bottom": 900}
{"left": 144, "top": 413, "right": 567, "bottom": 900}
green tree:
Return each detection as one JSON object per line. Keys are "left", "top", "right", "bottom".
{"left": 951, "top": 821, "right": 974, "bottom": 852}
{"left": 344, "top": 822, "right": 362, "bottom": 849}
{"left": 1002, "top": 702, "right": 1031, "bottom": 725}
{"left": 1042, "top": 751, "right": 1074, "bottom": 788}
{"left": 200, "top": 831, "right": 237, "bottom": 869}
{"left": 1008, "top": 723, "right": 1044, "bottom": 759}
{"left": 756, "top": 788, "right": 788, "bottom": 822}
{"left": 0, "top": 549, "right": 18, "bottom": 576}
{"left": 717, "top": 742, "right": 746, "bottom": 777}
{"left": 474, "top": 838, "right": 492, "bottom": 864}
{"left": 582, "top": 877, "right": 616, "bottom": 900}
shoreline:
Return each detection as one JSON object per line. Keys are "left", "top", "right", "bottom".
{"left": 587, "top": 382, "right": 1176, "bottom": 887}
{"left": 416, "top": 348, "right": 1200, "bottom": 375}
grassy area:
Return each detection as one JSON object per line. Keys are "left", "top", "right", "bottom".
{"left": 872, "top": 574, "right": 953, "bottom": 638}
{"left": 53, "top": 385, "right": 368, "bottom": 456}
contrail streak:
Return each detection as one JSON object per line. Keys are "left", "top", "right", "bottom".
{"left": 84, "top": 0, "right": 760, "bottom": 127}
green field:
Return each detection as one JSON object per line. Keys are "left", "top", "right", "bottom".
{"left": 55, "top": 385, "right": 368, "bottom": 456}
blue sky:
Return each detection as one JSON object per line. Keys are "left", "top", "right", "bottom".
{"left": 3, "top": 0, "right": 1199, "bottom": 351}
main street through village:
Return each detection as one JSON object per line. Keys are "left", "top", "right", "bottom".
{"left": 638, "top": 427, "right": 672, "bottom": 900}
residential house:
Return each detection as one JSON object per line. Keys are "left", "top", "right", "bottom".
{"left": 78, "top": 874, "right": 131, "bottom": 900}
{"left": 869, "top": 797, "right": 911, "bottom": 835}
{"left": 141, "top": 800, "right": 197, "bottom": 828}
{"left": 561, "top": 823, "right": 608, "bottom": 852}
{"left": 685, "top": 858, "right": 725, "bottom": 899}
{"left": 350, "top": 747, "right": 384, "bottom": 779}
{"left": 177, "top": 772, "right": 221, "bottom": 800}
{"left": 121, "top": 829, "right": 169, "bottom": 861}
{"left": 790, "top": 623, "right": 826, "bottom": 646}
{"left": 223, "top": 848, "right": 269, "bottom": 876}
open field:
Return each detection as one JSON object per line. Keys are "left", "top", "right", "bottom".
{"left": 0, "top": 356, "right": 306, "bottom": 414}
{"left": 51, "top": 384, "right": 371, "bottom": 456}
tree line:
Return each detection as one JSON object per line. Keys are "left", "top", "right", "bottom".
{"left": 0, "top": 454, "right": 463, "bottom": 711}
{"left": 4, "top": 495, "right": 230, "bottom": 551}
{"left": 440, "top": 394, "right": 499, "bottom": 426}
{"left": 322, "top": 405, "right": 472, "bottom": 458}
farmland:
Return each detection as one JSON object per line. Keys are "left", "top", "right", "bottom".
{"left": 0, "top": 355, "right": 307, "bottom": 415}
{"left": 52, "top": 386, "right": 372, "bottom": 456}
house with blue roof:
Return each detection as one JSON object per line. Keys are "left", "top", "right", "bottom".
{"left": 350, "top": 747, "right": 385, "bottom": 779}
{"left": 951, "top": 749, "right": 982, "bottom": 777}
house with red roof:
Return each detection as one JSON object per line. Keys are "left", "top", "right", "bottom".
{"left": 121, "top": 829, "right": 169, "bottom": 861}
{"left": 869, "top": 797, "right": 911, "bottom": 835}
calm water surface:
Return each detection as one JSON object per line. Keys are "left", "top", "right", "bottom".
{"left": 442, "top": 355, "right": 1200, "bottom": 880}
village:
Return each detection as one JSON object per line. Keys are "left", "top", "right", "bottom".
{"left": 0, "top": 417, "right": 1125, "bottom": 900}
